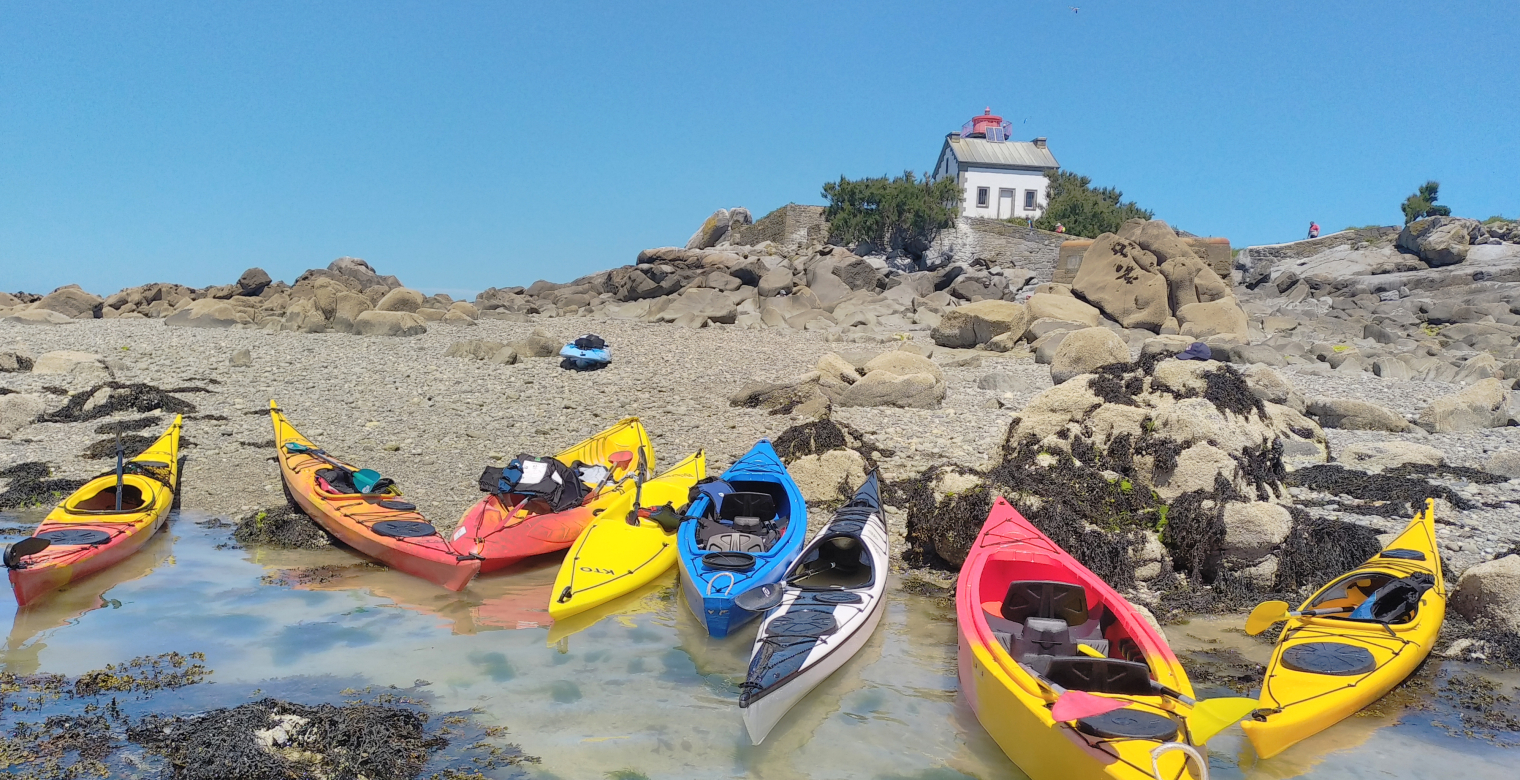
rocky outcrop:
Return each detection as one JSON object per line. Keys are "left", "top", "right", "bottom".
{"left": 931, "top": 300, "right": 1029, "bottom": 348}
{"left": 1072, "top": 233, "right": 1171, "bottom": 330}
{"left": 1398, "top": 217, "right": 1478, "bottom": 267}
{"left": 1452, "top": 555, "right": 1520, "bottom": 635}
{"left": 166, "top": 299, "right": 246, "bottom": 329}
{"left": 1049, "top": 327, "right": 1129, "bottom": 384}
{"left": 1306, "top": 398, "right": 1411, "bottom": 431}
{"left": 0, "top": 393, "right": 46, "bottom": 438}
{"left": 31, "top": 351, "right": 112, "bottom": 384}
{"left": 838, "top": 351, "right": 946, "bottom": 409}
{"left": 31, "top": 286, "right": 104, "bottom": 319}
{"left": 352, "top": 311, "right": 427, "bottom": 337}
{"left": 1336, "top": 441, "right": 1446, "bottom": 472}
{"left": 1418, "top": 378, "right": 1512, "bottom": 432}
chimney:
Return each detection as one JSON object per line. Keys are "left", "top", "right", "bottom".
{"left": 1033, "top": 137, "right": 1047, "bottom": 148}
{"left": 949, "top": 132, "right": 961, "bottom": 140}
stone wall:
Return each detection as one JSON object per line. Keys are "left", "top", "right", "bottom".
{"left": 1055, "top": 236, "right": 1233, "bottom": 286}
{"left": 922, "top": 218, "right": 1070, "bottom": 282}
{"left": 1235, "top": 226, "right": 1400, "bottom": 286}
{"left": 730, "top": 204, "right": 829, "bottom": 250}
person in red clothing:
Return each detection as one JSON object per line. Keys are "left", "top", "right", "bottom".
{"left": 1308, "top": 221, "right": 1320, "bottom": 239}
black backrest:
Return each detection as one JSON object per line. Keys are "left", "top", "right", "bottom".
{"left": 1044, "top": 657, "right": 1153, "bottom": 696}
{"left": 720, "top": 492, "right": 777, "bottom": 523}
{"left": 1001, "top": 580, "right": 1090, "bottom": 625}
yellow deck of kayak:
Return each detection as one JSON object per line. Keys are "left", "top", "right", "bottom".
{"left": 548, "top": 450, "right": 705, "bottom": 621}
{"left": 1242, "top": 499, "right": 1445, "bottom": 760}
{"left": 51, "top": 417, "right": 181, "bottom": 526}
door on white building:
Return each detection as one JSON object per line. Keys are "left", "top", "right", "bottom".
{"left": 997, "top": 188, "right": 1014, "bottom": 219}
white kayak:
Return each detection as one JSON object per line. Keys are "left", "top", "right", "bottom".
{"left": 737, "top": 472, "right": 889, "bottom": 744}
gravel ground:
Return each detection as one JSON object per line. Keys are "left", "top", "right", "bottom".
{"left": 0, "top": 318, "right": 1045, "bottom": 534}
{"left": 5, "top": 316, "right": 1518, "bottom": 576}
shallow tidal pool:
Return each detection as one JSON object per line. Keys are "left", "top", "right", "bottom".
{"left": 1, "top": 510, "right": 1515, "bottom": 779}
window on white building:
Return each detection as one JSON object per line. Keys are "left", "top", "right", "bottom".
{"left": 1023, "top": 190, "right": 1037, "bottom": 210}
{"left": 976, "top": 187, "right": 989, "bottom": 208}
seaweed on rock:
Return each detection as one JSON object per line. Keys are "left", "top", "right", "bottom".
{"left": 0, "top": 462, "right": 89, "bottom": 509}
{"left": 1287, "top": 464, "right": 1474, "bottom": 517}
{"left": 1272, "top": 506, "right": 1383, "bottom": 593}
{"left": 40, "top": 382, "right": 199, "bottom": 424}
{"left": 233, "top": 507, "right": 332, "bottom": 549}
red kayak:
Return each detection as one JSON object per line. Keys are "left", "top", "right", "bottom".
{"left": 451, "top": 418, "right": 652, "bottom": 573}
{"left": 957, "top": 497, "right": 1210, "bottom": 780}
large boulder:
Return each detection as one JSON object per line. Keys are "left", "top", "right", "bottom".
{"left": 164, "top": 299, "right": 244, "bottom": 328}
{"left": 786, "top": 449, "right": 868, "bottom": 505}
{"left": 839, "top": 351, "right": 946, "bottom": 409}
{"left": 1160, "top": 255, "right": 1231, "bottom": 311}
{"left": 757, "top": 266, "right": 794, "bottom": 297}
{"left": 281, "top": 298, "right": 327, "bottom": 333}
{"left": 1417, "top": 378, "right": 1510, "bottom": 432}
{"left": 376, "top": 287, "right": 426, "bottom": 313}
{"left": 1452, "top": 555, "right": 1520, "bottom": 635}
{"left": 511, "top": 329, "right": 561, "bottom": 358}
{"left": 685, "top": 209, "right": 732, "bottom": 250}
{"left": 328, "top": 257, "right": 395, "bottom": 289}
{"left": 931, "top": 300, "right": 1029, "bottom": 348}
{"left": 31, "top": 350, "right": 112, "bottom": 384}
{"left": 657, "top": 287, "right": 738, "bottom": 325}
{"left": 1336, "top": 441, "right": 1446, "bottom": 472}
{"left": 32, "top": 286, "right": 103, "bottom": 319}
{"left": 1072, "top": 234, "right": 1170, "bottom": 331}
{"left": 352, "top": 310, "right": 427, "bottom": 337}
{"left": 1397, "top": 216, "right": 1478, "bottom": 267}
{"left": 1050, "top": 327, "right": 1129, "bottom": 385}
{"left": 237, "top": 267, "right": 273, "bottom": 296}
{"left": 330, "top": 292, "right": 373, "bottom": 333}
{"left": 1222, "top": 501, "right": 1292, "bottom": 563}
{"left": 1176, "top": 297, "right": 1248, "bottom": 339}
{"left": 1026, "top": 293, "right": 1101, "bottom": 327}
{"left": 0, "top": 393, "right": 46, "bottom": 438}
{"left": 444, "top": 339, "right": 508, "bottom": 360}
{"left": 4, "top": 310, "right": 74, "bottom": 325}
{"left": 1306, "top": 398, "right": 1411, "bottom": 431}
{"left": 0, "top": 349, "right": 34, "bottom": 372}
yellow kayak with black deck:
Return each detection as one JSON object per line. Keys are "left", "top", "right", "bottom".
{"left": 1242, "top": 498, "right": 1445, "bottom": 759}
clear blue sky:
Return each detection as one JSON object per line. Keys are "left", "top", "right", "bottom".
{"left": 3, "top": 1, "right": 1516, "bottom": 297}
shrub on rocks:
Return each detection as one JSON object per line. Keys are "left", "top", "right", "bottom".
{"left": 352, "top": 310, "right": 427, "bottom": 337}
{"left": 1049, "top": 327, "right": 1129, "bottom": 384}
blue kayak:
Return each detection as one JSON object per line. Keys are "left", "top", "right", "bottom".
{"left": 559, "top": 342, "right": 610, "bottom": 369}
{"left": 677, "top": 440, "right": 807, "bottom": 638}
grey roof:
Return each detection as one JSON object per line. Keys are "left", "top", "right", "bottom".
{"left": 942, "top": 135, "right": 1058, "bottom": 170}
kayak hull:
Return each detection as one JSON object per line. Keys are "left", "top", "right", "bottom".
{"left": 740, "top": 474, "right": 888, "bottom": 744}
{"left": 270, "top": 401, "right": 480, "bottom": 591}
{"left": 8, "top": 416, "right": 182, "bottom": 607}
{"left": 957, "top": 497, "right": 1203, "bottom": 780}
{"left": 1242, "top": 501, "right": 1445, "bottom": 760}
{"left": 677, "top": 440, "right": 807, "bottom": 638}
{"left": 548, "top": 451, "right": 705, "bottom": 621}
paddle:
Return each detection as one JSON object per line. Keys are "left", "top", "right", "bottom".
{"left": 1245, "top": 600, "right": 1354, "bottom": 635}
{"left": 1044, "top": 673, "right": 1258, "bottom": 741}
{"left": 3, "top": 537, "right": 52, "bottom": 568}
{"left": 284, "top": 443, "right": 385, "bottom": 493}
{"left": 114, "top": 427, "right": 125, "bottom": 511}
{"left": 625, "top": 445, "right": 648, "bottom": 525}
{"left": 734, "top": 582, "right": 785, "bottom": 612}
{"left": 591, "top": 450, "right": 633, "bottom": 498}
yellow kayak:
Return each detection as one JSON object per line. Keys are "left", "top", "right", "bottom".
{"left": 7, "top": 417, "right": 181, "bottom": 607}
{"left": 548, "top": 451, "right": 705, "bottom": 622}
{"left": 1242, "top": 499, "right": 1445, "bottom": 759}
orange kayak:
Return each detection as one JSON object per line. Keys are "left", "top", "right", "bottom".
{"left": 7, "top": 416, "right": 182, "bottom": 607}
{"left": 270, "top": 401, "right": 480, "bottom": 591}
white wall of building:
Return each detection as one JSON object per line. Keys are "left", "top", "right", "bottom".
{"left": 956, "top": 166, "right": 1049, "bottom": 220}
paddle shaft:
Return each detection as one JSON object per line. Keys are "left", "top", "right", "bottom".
{"left": 626, "top": 445, "right": 647, "bottom": 524}
{"left": 115, "top": 429, "right": 124, "bottom": 511}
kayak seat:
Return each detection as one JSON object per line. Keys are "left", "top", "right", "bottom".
{"left": 317, "top": 468, "right": 358, "bottom": 494}
{"left": 1001, "top": 580, "right": 1090, "bottom": 626}
{"left": 706, "top": 532, "right": 769, "bottom": 553}
{"left": 72, "top": 484, "right": 148, "bottom": 512}
{"left": 721, "top": 492, "right": 777, "bottom": 529}
{"left": 1346, "top": 572, "right": 1436, "bottom": 624}
{"left": 983, "top": 607, "right": 1111, "bottom": 661}
{"left": 699, "top": 491, "right": 783, "bottom": 553}
{"left": 1044, "top": 657, "right": 1154, "bottom": 696}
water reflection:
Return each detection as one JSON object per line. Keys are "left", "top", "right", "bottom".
{"left": 0, "top": 511, "right": 1515, "bottom": 779}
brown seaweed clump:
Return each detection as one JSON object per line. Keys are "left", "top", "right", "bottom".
{"left": 233, "top": 507, "right": 332, "bottom": 550}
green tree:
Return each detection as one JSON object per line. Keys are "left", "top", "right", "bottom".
{"left": 821, "top": 171, "right": 960, "bottom": 250}
{"left": 1401, "top": 180, "right": 1452, "bottom": 224}
{"left": 1032, "top": 170, "right": 1154, "bottom": 237}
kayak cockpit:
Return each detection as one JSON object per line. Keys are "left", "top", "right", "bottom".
{"left": 787, "top": 534, "right": 875, "bottom": 590}
{"left": 66, "top": 482, "right": 149, "bottom": 513}
{"left": 696, "top": 483, "right": 792, "bottom": 554}
{"left": 1305, "top": 569, "right": 1436, "bottom": 625}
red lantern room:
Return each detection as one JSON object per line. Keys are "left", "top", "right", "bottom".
{"left": 961, "top": 107, "right": 1013, "bottom": 142}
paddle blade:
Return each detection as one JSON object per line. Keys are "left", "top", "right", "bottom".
{"left": 734, "top": 583, "right": 785, "bottom": 613}
{"left": 609, "top": 451, "right": 634, "bottom": 471}
{"left": 1188, "top": 697, "right": 1259, "bottom": 744}
{"left": 1050, "top": 690, "right": 1128, "bottom": 722}
{"left": 353, "top": 469, "right": 383, "bottom": 493}
{"left": 284, "top": 442, "right": 310, "bottom": 453}
{"left": 4, "top": 537, "right": 52, "bottom": 568}
{"left": 1245, "top": 600, "right": 1291, "bottom": 635}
